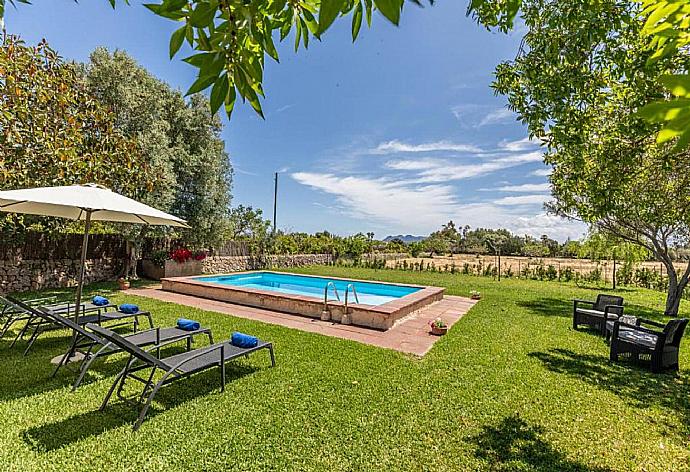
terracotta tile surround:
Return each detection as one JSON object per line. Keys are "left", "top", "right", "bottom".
{"left": 161, "top": 271, "right": 445, "bottom": 331}
{"left": 127, "top": 286, "right": 477, "bottom": 357}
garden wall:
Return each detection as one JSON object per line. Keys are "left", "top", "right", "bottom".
{"left": 201, "top": 254, "right": 333, "bottom": 274}
{"left": 0, "top": 257, "right": 121, "bottom": 294}
{"left": 0, "top": 233, "right": 126, "bottom": 294}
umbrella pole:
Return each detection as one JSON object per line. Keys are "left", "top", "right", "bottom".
{"left": 74, "top": 211, "right": 92, "bottom": 324}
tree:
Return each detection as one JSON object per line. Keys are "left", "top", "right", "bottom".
{"left": 1, "top": 0, "right": 435, "bottom": 119}
{"left": 469, "top": 0, "right": 690, "bottom": 150}
{"left": 492, "top": 0, "right": 690, "bottom": 315}
{"left": 0, "top": 35, "right": 153, "bottom": 237}
{"left": 228, "top": 205, "right": 271, "bottom": 240}
{"left": 84, "top": 48, "right": 233, "bottom": 274}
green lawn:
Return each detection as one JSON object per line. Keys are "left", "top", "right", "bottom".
{"left": 2, "top": 267, "right": 690, "bottom": 471}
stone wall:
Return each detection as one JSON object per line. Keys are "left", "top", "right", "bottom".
{"left": 201, "top": 254, "right": 332, "bottom": 274}
{"left": 0, "top": 258, "right": 120, "bottom": 294}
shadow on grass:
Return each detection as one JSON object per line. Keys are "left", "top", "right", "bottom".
{"left": 472, "top": 414, "right": 612, "bottom": 471}
{"left": 517, "top": 297, "right": 572, "bottom": 318}
{"left": 529, "top": 348, "right": 690, "bottom": 436}
{"left": 21, "top": 364, "right": 257, "bottom": 452}
{"left": 517, "top": 297, "right": 667, "bottom": 324}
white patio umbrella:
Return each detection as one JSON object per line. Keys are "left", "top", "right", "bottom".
{"left": 0, "top": 184, "right": 188, "bottom": 321}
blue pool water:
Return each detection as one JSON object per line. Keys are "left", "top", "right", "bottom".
{"left": 194, "top": 272, "right": 421, "bottom": 306}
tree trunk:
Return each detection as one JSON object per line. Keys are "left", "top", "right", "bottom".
{"left": 662, "top": 261, "right": 689, "bottom": 317}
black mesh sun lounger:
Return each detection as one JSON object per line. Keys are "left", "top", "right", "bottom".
{"left": 1, "top": 295, "right": 58, "bottom": 340}
{"left": 88, "top": 323, "right": 275, "bottom": 431}
{"left": 6, "top": 296, "right": 153, "bottom": 356}
{"left": 8, "top": 298, "right": 213, "bottom": 388}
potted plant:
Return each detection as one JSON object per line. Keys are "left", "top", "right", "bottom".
{"left": 117, "top": 277, "right": 130, "bottom": 290}
{"left": 429, "top": 317, "right": 448, "bottom": 336}
{"left": 470, "top": 290, "right": 482, "bottom": 300}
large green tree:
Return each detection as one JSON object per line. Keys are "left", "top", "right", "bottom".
{"left": 84, "top": 49, "right": 234, "bottom": 266}
{"left": 491, "top": 0, "right": 690, "bottom": 315}
{"left": 0, "top": 35, "right": 153, "bottom": 236}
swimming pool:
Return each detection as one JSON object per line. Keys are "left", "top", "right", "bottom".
{"left": 162, "top": 271, "right": 444, "bottom": 330}
{"left": 195, "top": 272, "right": 421, "bottom": 306}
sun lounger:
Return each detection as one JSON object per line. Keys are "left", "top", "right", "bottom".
{"left": 89, "top": 323, "right": 275, "bottom": 431}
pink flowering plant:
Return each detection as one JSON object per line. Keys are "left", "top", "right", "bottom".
{"left": 429, "top": 317, "right": 447, "bottom": 329}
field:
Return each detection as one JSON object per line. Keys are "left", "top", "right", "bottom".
{"left": 386, "top": 253, "right": 682, "bottom": 282}
{"left": 1, "top": 268, "right": 689, "bottom": 471}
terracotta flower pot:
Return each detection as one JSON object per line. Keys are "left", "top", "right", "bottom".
{"left": 430, "top": 325, "right": 448, "bottom": 336}
{"left": 117, "top": 279, "right": 130, "bottom": 291}
{"left": 471, "top": 294, "right": 482, "bottom": 300}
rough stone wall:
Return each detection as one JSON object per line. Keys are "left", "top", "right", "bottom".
{"left": 0, "top": 258, "right": 120, "bottom": 294}
{"left": 202, "top": 254, "right": 332, "bottom": 274}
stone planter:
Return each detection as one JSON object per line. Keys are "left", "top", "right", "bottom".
{"left": 141, "top": 260, "right": 165, "bottom": 280}
{"left": 430, "top": 325, "right": 448, "bottom": 336}
{"left": 164, "top": 259, "right": 204, "bottom": 278}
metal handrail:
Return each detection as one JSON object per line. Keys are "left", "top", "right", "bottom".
{"left": 344, "top": 284, "right": 359, "bottom": 312}
{"left": 323, "top": 282, "right": 340, "bottom": 311}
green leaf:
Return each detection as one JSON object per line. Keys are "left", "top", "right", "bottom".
{"left": 294, "top": 17, "right": 302, "bottom": 52}
{"left": 225, "top": 86, "right": 237, "bottom": 118}
{"left": 638, "top": 99, "right": 690, "bottom": 122}
{"left": 264, "top": 29, "right": 280, "bottom": 62}
{"left": 183, "top": 52, "right": 215, "bottom": 68}
{"left": 373, "top": 0, "right": 402, "bottom": 25}
{"left": 185, "top": 74, "right": 217, "bottom": 96}
{"left": 364, "top": 0, "right": 373, "bottom": 26}
{"left": 352, "top": 2, "right": 363, "bottom": 41}
{"left": 169, "top": 25, "right": 186, "bottom": 59}
{"left": 189, "top": 2, "right": 216, "bottom": 28}
{"left": 660, "top": 74, "right": 690, "bottom": 98}
{"left": 318, "top": 0, "right": 344, "bottom": 35}
{"left": 210, "top": 73, "right": 229, "bottom": 115}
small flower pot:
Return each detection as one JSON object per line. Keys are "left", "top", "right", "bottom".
{"left": 471, "top": 294, "right": 482, "bottom": 300}
{"left": 430, "top": 325, "right": 448, "bottom": 336}
{"left": 117, "top": 279, "right": 130, "bottom": 291}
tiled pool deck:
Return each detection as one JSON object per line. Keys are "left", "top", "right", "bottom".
{"left": 128, "top": 286, "right": 477, "bottom": 357}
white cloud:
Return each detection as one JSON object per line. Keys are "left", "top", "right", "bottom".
{"left": 291, "top": 172, "right": 461, "bottom": 232}
{"left": 386, "top": 151, "right": 543, "bottom": 183}
{"left": 372, "top": 140, "right": 481, "bottom": 154}
{"left": 512, "top": 213, "right": 587, "bottom": 241}
{"left": 497, "top": 183, "right": 551, "bottom": 193}
{"left": 531, "top": 168, "right": 552, "bottom": 177}
{"left": 291, "top": 172, "right": 584, "bottom": 241}
{"left": 499, "top": 137, "right": 539, "bottom": 152}
{"left": 384, "top": 158, "right": 446, "bottom": 171}
{"left": 494, "top": 194, "right": 550, "bottom": 206}
{"left": 478, "top": 108, "right": 515, "bottom": 127}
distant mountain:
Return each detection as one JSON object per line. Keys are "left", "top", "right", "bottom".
{"left": 383, "top": 234, "right": 426, "bottom": 243}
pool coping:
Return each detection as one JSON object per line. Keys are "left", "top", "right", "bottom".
{"left": 161, "top": 270, "right": 445, "bottom": 331}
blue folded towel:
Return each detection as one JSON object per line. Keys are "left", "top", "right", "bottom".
{"left": 119, "top": 303, "right": 140, "bottom": 314}
{"left": 231, "top": 332, "right": 258, "bottom": 348}
{"left": 177, "top": 318, "right": 200, "bottom": 331}
{"left": 92, "top": 296, "right": 109, "bottom": 306}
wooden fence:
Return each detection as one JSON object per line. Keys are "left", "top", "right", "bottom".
{"left": 0, "top": 233, "right": 127, "bottom": 260}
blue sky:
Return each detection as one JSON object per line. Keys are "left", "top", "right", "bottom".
{"left": 5, "top": 0, "right": 586, "bottom": 241}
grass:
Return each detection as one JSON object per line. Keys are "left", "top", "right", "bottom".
{"left": 2, "top": 267, "right": 690, "bottom": 471}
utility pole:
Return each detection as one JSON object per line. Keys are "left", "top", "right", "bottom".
{"left": 272, "top": 172, "right": 278, "bottom": 235}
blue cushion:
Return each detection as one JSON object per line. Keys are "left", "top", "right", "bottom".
{"left": 119, "top": 303, "right": 140, "bottom": 314}
{"left": 231, "top": 332, "right": 258, "bottom": 348}
{"left": 177, "top": 318, "right": 200, "bottom": 331}
{"left": 92, "top": 296, "right": 109, "bottom": 306}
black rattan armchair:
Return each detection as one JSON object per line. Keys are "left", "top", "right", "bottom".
{"left": 573, "top": 294, "right": 624, "bottom": 336}
{"left": 610, "top": 318, "right": 688, "bottom": 373}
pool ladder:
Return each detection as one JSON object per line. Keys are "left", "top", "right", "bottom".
{"left": 321, "top": 282, "right": 340, "bottom": 321}
{"left": 341, "top": 284, "right": 359, "bottom": 325}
